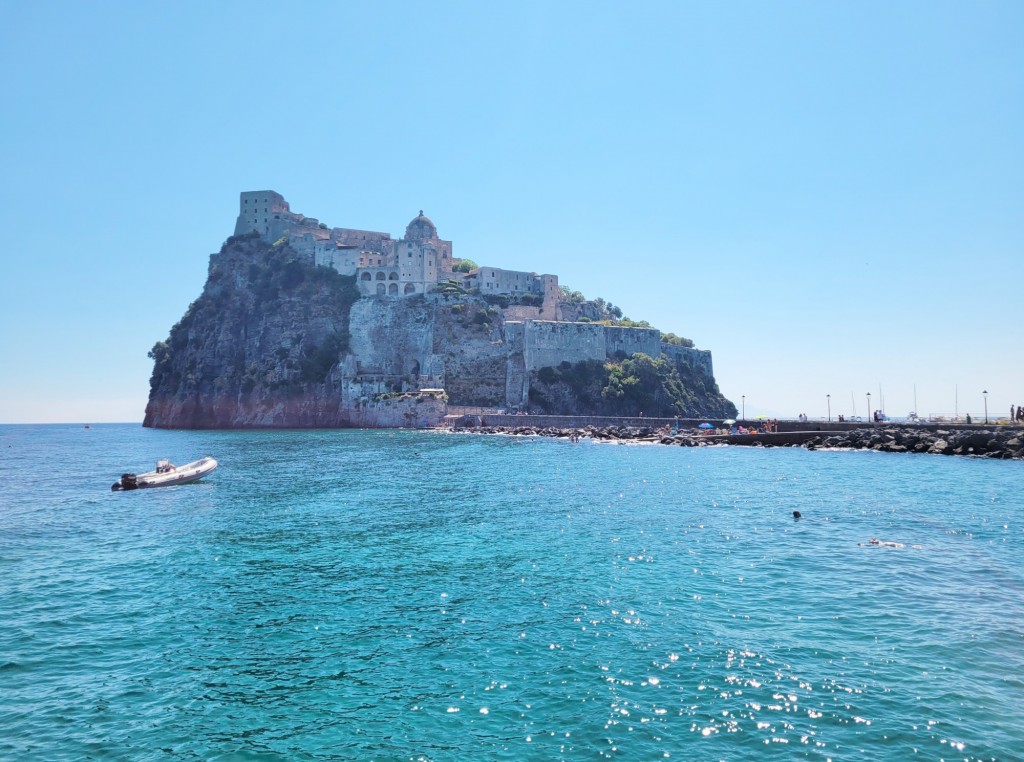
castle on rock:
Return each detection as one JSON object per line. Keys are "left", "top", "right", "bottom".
{"left": 234, "top": 191, "right": 560, "bottom": 318}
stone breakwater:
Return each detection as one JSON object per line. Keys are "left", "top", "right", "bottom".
{"left": 804, "top": 427, "right": 1024, "bottom": 459}
{"left": 453, "top": 423, "right": 1024, "bottom": 460}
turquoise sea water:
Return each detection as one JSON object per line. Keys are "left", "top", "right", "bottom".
{"left": 1, "top": 424, "right": 1022, "bottom": 761}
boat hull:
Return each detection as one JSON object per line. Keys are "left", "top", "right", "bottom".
{"left": 133, "top": 457, "right": 218, "bottom": 488}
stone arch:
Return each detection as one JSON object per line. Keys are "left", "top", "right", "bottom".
{"left": 404, "top": 282, "right": 416, "bottom": 294}
{"left": 388, "top": 283, "right": 399, "bottom": 294}
{"left": 388, "top": 271, "right": 398, "bottom": 281}
{"left": 376, "top": 283, "right": 386, "bottom": 295}
{"left": 375, "top": 271, "right": 386, "bottom": 281}
{"left": 360, "top": 271, "right": 371, "bottom": 281}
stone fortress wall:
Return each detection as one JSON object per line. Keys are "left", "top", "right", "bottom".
{"left": 502, "top": 320, "right": 713, "bottom": 409}
{"left": 232, "top": 191, "right": 714, "bottom": 409}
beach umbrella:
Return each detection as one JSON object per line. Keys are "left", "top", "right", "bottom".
{"left": 698, "top": 422, "right": 714, "bottom": 429}
{"left": 722, "top": 419, "right": 736, "bottom": 425}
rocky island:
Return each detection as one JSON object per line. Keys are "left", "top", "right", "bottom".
{"left": 144, "top": 191, "right": 735, "bottom": 428}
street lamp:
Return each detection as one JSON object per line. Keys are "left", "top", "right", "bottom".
{"left": 826, "top": 393, "right": 831, "bottom": 422}
{"left": 983, "top": 390, "right": 988, "bottom": 424}
{"left": 742, "top": 395, "right": 745, "bottom": 422}
{"left": 866, "top": 392, "right": 871, "bottom": 423}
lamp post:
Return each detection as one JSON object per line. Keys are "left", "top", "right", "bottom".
{"left": 742, "top": 395, "right": 745, "bottom": 422}
{"left": 866, "top": 392, "right": 871, "bottom": 423}
{"left": 983, "top": 390, "right": 988, "bottom": 424}
{"left": 827, "top": 393, "right": 831, "bottom": 422}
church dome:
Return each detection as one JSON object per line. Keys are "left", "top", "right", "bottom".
{"left": 405, "top": 210, "right": 437, "bottom": 241}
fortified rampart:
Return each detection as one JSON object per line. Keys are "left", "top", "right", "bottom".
{"left": 604, "top": 325, "right": 663, "bottom": 359}
{"left": 500, "top": 320, "right": 714, "bottom": 409}
{"left": 521, "top": 320, "right": 612, "bottom": 370}
{"left": 512, "top": 321, "right": 708, "bottom": 374}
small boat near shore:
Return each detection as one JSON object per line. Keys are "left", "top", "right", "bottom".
{"left": 112, "top": 457, "right": 218, "bottom": 491}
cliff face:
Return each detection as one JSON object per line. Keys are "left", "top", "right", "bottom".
{"left": 144, "top": 233, "right": 734, "bottom": 428}
{"left": 145, "top": 234, "right": 357, "bottom": 427}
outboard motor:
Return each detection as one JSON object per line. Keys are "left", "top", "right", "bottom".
{"left": 112, "top": 473, "right": 139, "bottom": 491}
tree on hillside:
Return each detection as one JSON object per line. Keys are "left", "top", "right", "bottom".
{"left": 559, "top": 286, "right": 586, "bottom": 303}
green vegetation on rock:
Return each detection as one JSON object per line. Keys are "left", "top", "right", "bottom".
{"left": 434, "top": 279, "right": 468, "bottom": 295}
{"left": 482, "top": 292, "right": 544, "bottom": 308}
{"left": 661, "top": 332, "right": 695, "bottom": 348}
{"left": 530, "top": 353, "right": 735, "bottom": 418}
{"left": 559, "top": 286, "right": 586, "bottom": 303}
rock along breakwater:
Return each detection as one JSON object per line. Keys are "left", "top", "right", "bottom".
{"left": 450, "top": 421, "right": 1024, "bottom": 460}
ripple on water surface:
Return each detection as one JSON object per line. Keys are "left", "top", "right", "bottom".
{"left": 0, "top": 425, "right": 1022, "bottom": 759}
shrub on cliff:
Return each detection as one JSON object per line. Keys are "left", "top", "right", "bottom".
{"left": 530, "top": 353, "right": 734, "bottom": 418}
{"left": 299, "top": 333, "right": 346, "bottom": 383}
{"left": 435, "top": 279, "right": 467, "bottom": 295}
{"left": 483, "top": 294, "right": 510, "bottom": 308}
{"left": 484, "top": 292, "right": 544, "bottom": 309}
{"left": 661, "top": 332, "right": 695, "bottom": 348}
{"left": 559, "top": 287, "right": 586, "bottom": 303}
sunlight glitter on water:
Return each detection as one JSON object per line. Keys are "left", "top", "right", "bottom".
{"left": 1, "top": 426, "right": 1023, "bottom": 759}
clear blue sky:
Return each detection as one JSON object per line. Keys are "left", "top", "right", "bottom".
{"left": 1, "top": 1, "right": 1021, "bottom": 423}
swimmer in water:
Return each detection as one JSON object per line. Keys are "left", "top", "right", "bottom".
{"left": 860, "top": 537, "right": 905, "bottom": 548}
{"left": 792, "top": 511, "right": 802, "bottom": 519}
